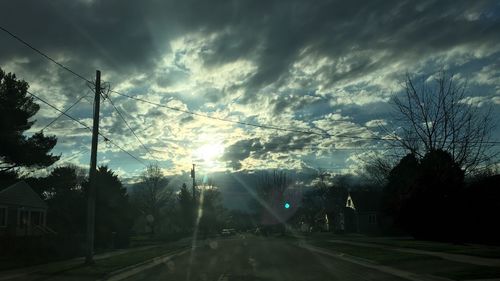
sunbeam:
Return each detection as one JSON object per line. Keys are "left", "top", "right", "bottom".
{"left": 186, "top": 186, "right": 205, "bottom": 281}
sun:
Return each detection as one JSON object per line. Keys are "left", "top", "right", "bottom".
{"left": 193, "top": 143, "right": 225, "bottom": 166}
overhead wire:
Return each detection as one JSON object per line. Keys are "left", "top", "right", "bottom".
{"left": 108, "top": 89, "right": 327, "bottom": 137}
{"left": 60, "top": 146, "right": 90, "bottom": 163}
{"left": 109, "top": 89, "right": 500, "bottom": 145}
{"left": 0, "top": 25, "right": 93, "bottom": 84}
{"left": 26, "top": 90, "right": 147, "bottom": 166}
{"left": 0, "top": 26, "right": 151, "bottom": 166}
{"left": 3, "top": 23, "right": 499, "bottom": 164}
{"left": 40, "top": 89, "right": 93, "bottom": 132}
{"left": 105, "top": 92, "right": 157, "bottom": 161}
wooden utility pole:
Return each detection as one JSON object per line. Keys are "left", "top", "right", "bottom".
{"left": 191, "top": 164, "right": 196, "bottom": 201}
{"left": 85, "top": 70, "right": 101, "bottom": 265}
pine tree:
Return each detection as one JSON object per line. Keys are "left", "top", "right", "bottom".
{"left": 177, "top": 183, "right": 194, "bottom": 232}
{"left": 0, "top": 68, "right": 59, "bottom": 176}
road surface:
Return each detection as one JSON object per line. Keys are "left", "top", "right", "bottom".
{"left": 125, "top": 235, "right": 408, "bottom": 281}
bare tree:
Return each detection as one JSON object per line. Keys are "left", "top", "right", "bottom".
{"left": 257, "top": 170, "right": 290, "bottom": 204}
{"left": 132, "top": 163, "right": 173, "bottom": 235}
{"left": 254, "top": 170, "right": 291, "bottom": 230}
{"left": 391, "top": 71, "right": 496, "bottom": 173}
{"left": 361, "top": 156, "right": 393, "bottom": 187}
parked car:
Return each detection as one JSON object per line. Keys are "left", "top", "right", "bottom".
{"left": 221, "top": 228, "right": 236, "bottom": 236}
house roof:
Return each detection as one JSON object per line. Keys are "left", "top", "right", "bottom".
{"left": 0, "top": 181, "right": 47, "bottom": 209}
{"left": 347, "top": 190, "right": 381, "bottom": 213}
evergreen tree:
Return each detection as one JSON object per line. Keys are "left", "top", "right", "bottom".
{"left": 384, "top": 150, "right": 465, "bottom": 240}
{"left": 93, "top": 166, "right": 133, "bottom": 248}
{"left": 0, "top": 68, "right": 59, "bottom": 178}
{"left": 43, "top": 166, "right": 87, "bottom": 235}
{"left": 177, "top": 183, "right": 194, "bottom": 232}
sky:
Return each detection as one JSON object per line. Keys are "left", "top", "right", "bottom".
{"left": 1, "top": 0, "right": 499, "bottom": 201}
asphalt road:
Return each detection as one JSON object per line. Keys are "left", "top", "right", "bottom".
{"left": 125, "top": 235, "right": 408, "bottom": 281}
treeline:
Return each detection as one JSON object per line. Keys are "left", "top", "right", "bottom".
{"left": 381, "top": 149, "right": 500, "bottom": 244}
{"left": 1, "top": 163, "right": 232, "bottom": 263}
{"left": 0, "top": 68, "right": 230, "bottom": 263}
{"left": 0, "top": 165, "right": 133, "bottom": 261}
{"left": 129, "top": 164, "right": 228, "bottom": 241}
{"left": 290, "top": 150, "right": 500, "bottom": 245}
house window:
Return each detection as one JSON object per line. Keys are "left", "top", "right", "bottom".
{"left": 368, "top": 214, "right": 377, "bottom": 224}
{"left": 18, "top": 209, "right": 29, "bottom": 228}
{"left": 31, "top": 211, "right": 42, "bottom": 226}
{"left": 0, "top": 207, "right": 6, "bottom": 227}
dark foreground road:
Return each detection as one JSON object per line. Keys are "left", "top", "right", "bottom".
{"left": 125, "top": 236, "right": 407, "bottom": 281}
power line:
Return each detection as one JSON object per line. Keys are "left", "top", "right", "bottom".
{"left": 0, "top": 23, "right": 382, "bottom": 147}
{"left": 106, "top": 94, "right": 156, "bottom": 161}
{"left": 109, "top": 89, "right": 388, "bottom": 141}
{"left": 109, "top": 89, "right": 326, "bottom": 137}
{"left": 60, "top": 146, "right": 90, "bottom": 163}
{"left": 109, "top": 89, "right": 500, "bottom": 145}
{"left": 3, "top": 23, "right": 498, "bottom": 147}
{"left": 26, "top": 90, "right": 147, "bottom": 166}
{"left": 0, "top": 24, "right": 150, "bottom": 166}
{"left": 20, "top": 146, "right": 89, "bottom": 178}
{"left": 27, "top": 90, "right": 93, "bottom": 130}
{"left": 3, "top": 22, "right": 495, "bottom": 147}
{"left": 41, "top": 90, "right": 92, "bottom": 132}
{"left": 221, "top": 142, "right": 392, "bottom": 152}
{"left": 0, "top": 25, "right": 93, "bottom": 84}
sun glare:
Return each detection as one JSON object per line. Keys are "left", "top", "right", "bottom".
{"left": 193, "top": 143, "right": 225, "bottom": 166}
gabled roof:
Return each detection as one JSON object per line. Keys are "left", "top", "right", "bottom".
{"left": 347, "top": 190, "right": 381, "bottom": 213}
{"left": 346, "top": 193, "right": 356, "bottom": 210}
{"left": 0, "top": 181, "right": 47, "bottom": 209}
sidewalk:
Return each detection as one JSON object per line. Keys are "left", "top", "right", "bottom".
{"left": 298, "top": 242, "right": 452, "bottom": 281}
{"left": 328, "top": 240, "right": 500, "bottom": 267}
{"left": 100, "top": 247, "right": 191, "bottom": 281}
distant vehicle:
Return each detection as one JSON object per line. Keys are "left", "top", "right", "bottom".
{"left": 221, "top": 228, "right": 236, "bottom": 236}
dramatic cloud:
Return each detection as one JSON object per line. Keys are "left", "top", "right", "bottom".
{"left": 1, "top": 0, "right": 499, "bottom": 192}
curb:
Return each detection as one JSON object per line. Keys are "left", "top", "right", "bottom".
{"left": 97, "top": 247, "right": 190, "bottom": 281}
{"left": 464, "top": 279, "right": 500, "bottom": 281}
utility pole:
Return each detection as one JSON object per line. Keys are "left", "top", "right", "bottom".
{"left": 190, "top": 164, "right": 196, "bottom": 201}
{"left": 85, "top": 70, "right": 101, "bottom": 265}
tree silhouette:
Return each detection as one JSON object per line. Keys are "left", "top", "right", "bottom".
{"left": 177, "top": 183, "right": 194, "bottom": 232}
{"left": 253, "top": 170, "right": 293, "bottom": 234}
{"left": 0, "top": 68, "right": 59, "bottom": 175}
{"left": 131, "top": 163, "right": 172, "bottom": 235}
{"left": 92, "top": 166, "right": 133, "bottom": 248}
{"left": 384, "top": 150, "right": 465, "bottom": 240}
{"left": 361, "top": 155, "right": 393, "bottom": 188}
{"left": 381, "top": 153, "right": 419, "bottom": 220}
{"left": 198, "top": 187, "right": 224, "bottom": 238}
{"left": 391, "top": 71, "right": 496, "bottom": 173}
{"left": 42, "top": 166, "right": 87, "bottom": 235}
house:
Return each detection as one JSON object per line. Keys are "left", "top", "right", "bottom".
{"left": 0, "top": 181, "right": 53, "bottom": 236}
{"left": 344, "top": 190, "right": 382, "bottom": 234}
{"left": 312, "top": 209, "right": 331, "bottom": 232}
{"left": 310, "top": 207, "right": 342, "bottom": 233}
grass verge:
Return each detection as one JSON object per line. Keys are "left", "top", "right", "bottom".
{"left": 322, "top": 234, "right": 500, "bottom": 259}
{"left": 308, "top": 240, "right": 500, "bottom": 280}
{"left": 35, "top": 242, "right": 189, "bottom": 279}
